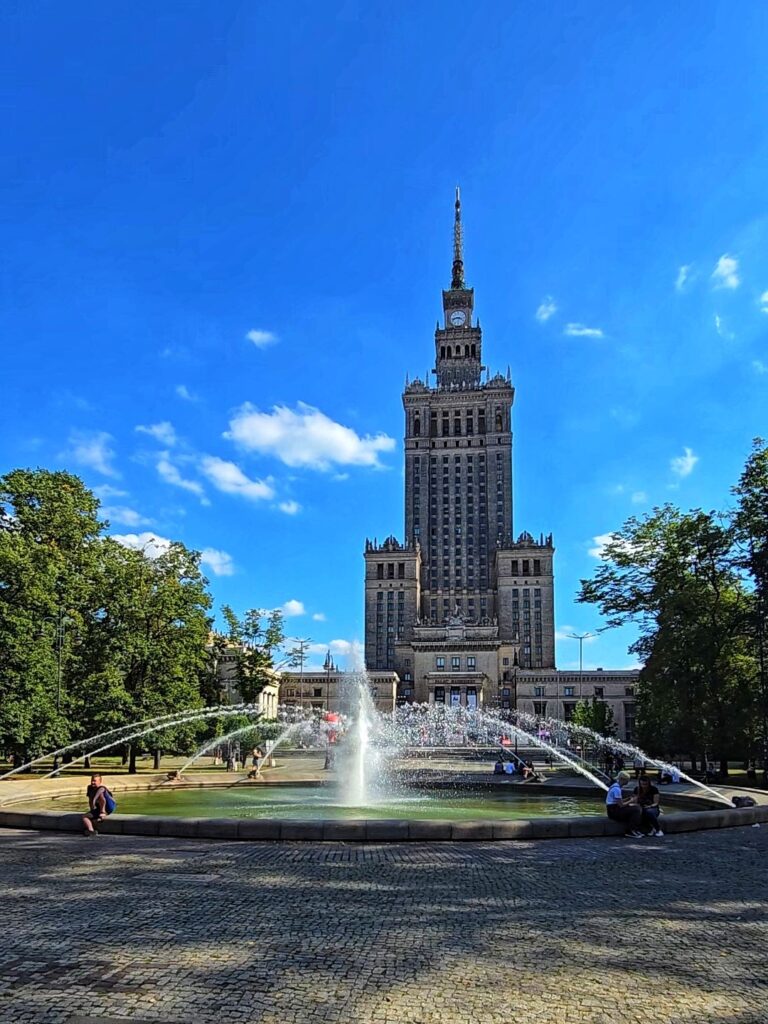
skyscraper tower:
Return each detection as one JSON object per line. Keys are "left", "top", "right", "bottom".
{"left": 364, "top": 191, "right": 555, "bottom": 708}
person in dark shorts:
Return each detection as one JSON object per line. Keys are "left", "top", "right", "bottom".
{"left": 633, "top": 775, "right": 663, "bottom": 836}
{"left": 82, "top": 774, "right": 109, "bottom": 836}
{"left": 605, "top": 771, "right": 643, "bottom": 837}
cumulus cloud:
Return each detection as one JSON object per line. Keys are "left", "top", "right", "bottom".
{"left": 225, "top": 401, "right": 395, "bottom": 471}
{"left": 535, "top": 297, "right": 557, "bottom": 322}
{"left": 66, "top": 430, "right": 119, "bottom": 477}
{"left": 675, "top": 265, "right": 692, "bottom": 292}
{"left": 94, "top": 484, "right": 128, "bottom": 499}
{"left": 278, "top": 500, "right": 301, "bottom": 515}
{"left": 200, "top": 548, "right": 235, "bottom": 576}
{"left": 136, "top": 421, "right": 177, "bottom": 446}
{"left": 312, "top": 612, "right": 326, "bottom": 622}
{"left": 102, "top": 505, "right": 153, "bottom": 528}
{"left": 711, "top": 254, "right": 740, "bottom": 290}
{"left": 564, "top": 323, "right": 604, "bottom": 339}
{"left": 246, "top": 329, "right": 278, "bottom": 349}
{"left": 760, "top": 290, "right": 768, "bottom": 313}
{"left": 281, "top": 599, "right": 306, "bottom": 617}
{"left": 588, "top": 533, "right": 616, "bottom": 559}
{"left": 156, "top": 452, "right": 207, "bottom": 500}
{"left": 175, "top": 384, "right": 198, "bottom": 402}
{"left": 199, "top": 455, "right": 275, "bottom": 501}
{"left": 307, "top": 638, "right": 364, "bottom": 669}
{"left": 555, "top": 625, "right": 598, "bottom": 643}
{"left": 112, "top": 532, "right": 172, "bottom": 559}
{"left": 670, "top": 447, "right": 699, "bottom": 478}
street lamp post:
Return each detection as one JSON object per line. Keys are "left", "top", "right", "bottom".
{"left": 567, "top": 632, "right": 595, "bottom": 703}
{"left": 289, "top": 637, "right": 312, "bottom": 709}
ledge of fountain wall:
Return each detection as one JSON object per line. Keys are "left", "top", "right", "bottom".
{"left": 2, "top": 802, "right": 768, "bottom": 841}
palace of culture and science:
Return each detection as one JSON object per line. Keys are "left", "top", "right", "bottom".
{"left": 362, "top": 191, "right": 639, "bottom": 739}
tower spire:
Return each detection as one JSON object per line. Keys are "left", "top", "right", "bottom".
{"left": 451, "top": 185, "right": 465, "bottom": 289}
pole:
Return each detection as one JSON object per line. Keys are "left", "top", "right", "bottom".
{"left": 290, "top": 638, "right": 312, "bottom": 709}
{"left": 567, "top": 632, "right": 595, "bottom": 704}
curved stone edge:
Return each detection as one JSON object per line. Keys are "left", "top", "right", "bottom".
{"left": 1, "top": 804, "right": 767, "bottom": 841}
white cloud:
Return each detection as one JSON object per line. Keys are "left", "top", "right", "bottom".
{"left": 711, "top": 253, "right": 740, "bottom": 290}
{"left": 555, "top": 625, "right": 598, "bottom": 643}
{"left": 564, "top": 323, "right": 604, "bottom": 339}
{"left": 246, "top": 329, "right": 278, "bottom": 349}
{"left": 199, "top": 455, "right": 275, "bottom": 502}
{"left": 753, "top": 360, "right": 768, "bottom": 375}
{"left": 200, "top": 548, "right": 235, "bottom": 577}
{"left": 112, "top": 532, "right": 172, "bottom": 559}
{"left": 102, "top": 505, "right": 153, "bottom": 527}
{"left": 535, "top": 296, "right": 557, "bottom": 322}
{"left": 670, "top": 446, "right": 699, "bottom": 478}
{"left": 93, "top": 484, "right": 128, "bottom": 499}
{"left": 588, "top": 533, "right": 616, "bottom": 559}
{"left": 675, "top": 264, "right": 692, "bottom": 292}
{"left": 156, "top": 452, "right": 207, "bottom": 500}
{"left": 225, "top": 401, "right": 396, "bottom": 471}
{"left": 175, "top": 384, "right": 198, "bottom": 402}
{"left": 759, "top": 290, "right": 768, "bottom": 313}
{"left": 714, "top": 314, "right": 734, "bottom": 340}
{"left": 312, "top": 612, "right": 326, "bottom": 622}
{"left": 136, "top": 421, "right": 177, "bottom": 446}
{"left": 631, "top": 491, "right": 647, "bottom": 505}
{"left": 278, "top": 500, "right": 301, "bottom": 515}
{"left": 307, "top": 638, "right": 364, "bottom": 669}
{"left": 66, "top": 430, "right": 119, "bottom": 478}
{"left": 282, "top": 599, "right": 306, "bottom": 617}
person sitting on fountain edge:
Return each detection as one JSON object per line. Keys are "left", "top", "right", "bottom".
{"left": 493, "top": 756, "right": 505, "bottom": 775}
{"left": 605, "top": 771, "right": 643, "bottom": 837}
{"left": 632, "top": 774, "right": 663, "bottom": 836}
{"left": 82, "top": 774, "right": 113, "bottom": 837}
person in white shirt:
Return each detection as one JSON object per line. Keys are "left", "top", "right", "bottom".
{"left": 605, "top": 770, "right": 643, "bottom": 837}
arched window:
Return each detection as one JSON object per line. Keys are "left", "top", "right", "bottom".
{"left": 464, "top": 344, "right": 470, "bottom": 357}
{"left": 455, "top": 346, "right": 461, "bottom": 357}
{"left": 495, "top": 409, "right": 503, "bottom": 431}
{"left": 446, "top": 348, "right": 452, "bottom": 359}
{"left": 471, "top": 344, "right": 476, "bottom": 357}
{"left": 440, "top": 346, "right": 445, "bottom": 359}
{"left": 414, "top": 415, "right": 421, "bottom": 437}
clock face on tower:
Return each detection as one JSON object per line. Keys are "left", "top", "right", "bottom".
{"left": 449, "top": 310, "right": 466, "bottom": 327}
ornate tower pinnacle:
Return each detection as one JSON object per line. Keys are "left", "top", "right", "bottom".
{"left": 451, "top": 185, "right": 465, "bottom": 289}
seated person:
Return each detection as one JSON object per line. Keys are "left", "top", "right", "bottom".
{"left": 522, "top": 759, "right": 536, "bottom": 780}
{"left": 605, "top": 771, "right": 643, "bottom": 837}
{"left": 632, "top": 775, "right": 663, "bottom": 836}
{"left": 493, "top": 758, "right": 505, "bottom": 775}
{"left": 504, "top": 761, "right": 516, "bottom": 774}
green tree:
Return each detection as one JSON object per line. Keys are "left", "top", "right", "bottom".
{"left": 571, "top": 697, "right": 616, "bottom": 737}
{"left": 578, "top": 505, "right": 756, "bottom": 772}
{"left": 221, "top": 605, "right": 285, "bottom": 704}
{"left": 0, "top": 469, "right": 102, "bottom": 764}
{"left": 732, "top": 438, "right": 768, "bottom": 764}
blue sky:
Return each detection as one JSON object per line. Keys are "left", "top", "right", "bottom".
{"left": 3, "top": 3, "right": 767, "bottom": 670}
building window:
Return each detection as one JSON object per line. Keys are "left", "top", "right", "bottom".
{"left": 377, "top": 564, "right": 383, "bottom": 580}
{"left": 313, "top": 688, "right": 322, "bottom": 698}
{"left": 451, "top": 656, "right": 460, "bottom": 670}
{"left": 467, "top": 656, "right": 476, "bottom": 670}
{"left": 564, "top": 686, "right": 574, "bottom": 697}
{"left": 563, "top": 702, "right": 577, "bottom": 722}
{"left": 534, "top": 686, "right": 544, "bottom": 697}
{"left": 502, "top": 657, "right": 509, "bottom": 666}
{"left": 436, "top": 657, "right": 445, "bottom": 670}
{"left": 594, "top": 686, "right": 604, "bottom": 698}
{"left": 398, "top": 562, "right": 405, "bottom": 579}
{"left": 625, "top": 686, "right": 635, "bottom": 696}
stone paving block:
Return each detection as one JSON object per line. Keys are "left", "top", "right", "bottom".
{"left": 195, "top": 817, "right": 240, "bottom": 839}
{"left": 237, "top": 818, "right": 281, "bottom": 840}
{"left": 450, "top": 821, "right": 494, "bottom": 841}
{"left": 322, "top": 820, "right": 367, "bottom": 842}
{"left": 279, "top": 819, "right": 324, "bottom": 841}
{"left": 364, "top": 819, "right": 410, "bottom": 842}
{"left": 407, "top": 819, "right": 453, "bottom": 840}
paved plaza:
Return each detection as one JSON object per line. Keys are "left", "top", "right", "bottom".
{"left": 1, "top": 826, "right": 767, "bottom": 1024}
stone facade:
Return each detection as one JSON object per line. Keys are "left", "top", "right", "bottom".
{"left": 363, "top": 190, "right": 639, "bottom": 740}
{"left": 280, "top": 670, "right": 398, "bottom": 715}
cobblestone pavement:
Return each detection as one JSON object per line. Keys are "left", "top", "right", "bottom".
{"left": 1, "top": 826, "right": 767, "bottom": 1024}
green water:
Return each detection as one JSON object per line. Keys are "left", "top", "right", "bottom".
{"left": 44, "top": 784, "right": 604, "bottom": 821}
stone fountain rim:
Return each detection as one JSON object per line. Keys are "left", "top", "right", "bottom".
{"left": 1, "top": 774, "right": 767, "bottom": 840}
